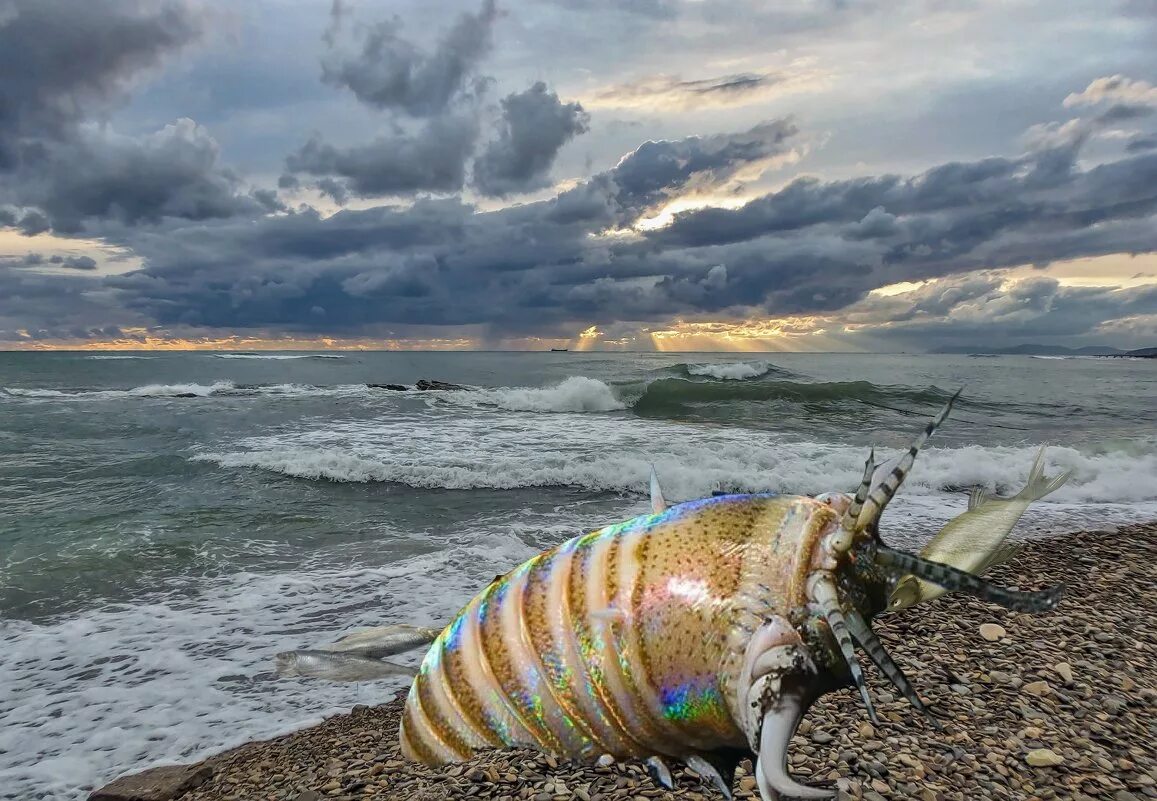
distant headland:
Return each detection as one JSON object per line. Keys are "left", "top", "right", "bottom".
{"left": 933, "top": 344, "right": 1157, "bottom": 358}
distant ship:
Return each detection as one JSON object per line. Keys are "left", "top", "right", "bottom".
{"left": 550, "top": 347, "right": 568, "bottom": 352}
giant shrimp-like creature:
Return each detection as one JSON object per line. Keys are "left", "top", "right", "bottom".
{"left": 399, "top": 394, "right": 1063, "bottom": 799}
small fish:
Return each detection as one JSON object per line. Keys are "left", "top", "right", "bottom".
{"left": 319, "top": 624, "right": 442, "bottom": 659}
{"left": 274, "top": 650, "right": 417, "bottom": 682}
{"left": 888, "top": 444, "right": 1071, "bottom": 612}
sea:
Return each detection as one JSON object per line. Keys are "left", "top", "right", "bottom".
{"left": 1, "top": 351, "right": 1154, "bottom": 800}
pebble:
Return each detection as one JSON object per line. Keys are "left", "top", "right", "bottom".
{"left": 1026, "top": 749, "right": 1065, "bottom": 767}
{"left": 980, "top": 623, "right": 1007, "bottom": 642}
{"left": 101, "top": 525, "right": 1155, "bottom": 801}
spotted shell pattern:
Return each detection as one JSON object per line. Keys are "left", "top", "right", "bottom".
{"left": 399, "top": 492, "right": 841, "bottom": 764}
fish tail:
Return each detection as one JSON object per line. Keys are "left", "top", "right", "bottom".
{"left": 1015, "top": 445, "right": 1072, "bottom": 503}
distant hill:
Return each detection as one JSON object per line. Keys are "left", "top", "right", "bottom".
{"left": 933, "top": 344, "right": 1155, "bottom": 357}
{"left": 933, "top": 344, "right": 1123, "bottom": 355}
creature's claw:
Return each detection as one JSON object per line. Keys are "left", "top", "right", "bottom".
{"left": 685, "top": 755, "right": 734, "bottom": 799}
{"left": 756, "top": 697, "right": 834, "bottom": 800}
{"left": 645, "top": 756, "right": 674, "bottom": 790}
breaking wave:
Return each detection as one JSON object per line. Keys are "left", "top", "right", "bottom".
{"left": 431, "top": 375, "right": 957, "bottom": 418}
{"left": 440, "top": 376, "right": 627, "bottom": 413}
{"left": 631, "top": 377, "right": 953, "bottom": 418}
{"left": 84, "top": 355, "right": 155, "bottom": 360}
{"left": 192, "top": 408, "right": 1157, "bottom": 508}
{"left": 674, "top": 360, "right": 795, "bottom": 381}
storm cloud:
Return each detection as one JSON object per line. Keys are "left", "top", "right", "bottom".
{"left": 0, "top": 0, "right": 261, "bottom": 233}
{"left": 286, "top": 115, "right": 480, "bottom": 199}
{"left": 321, "top": 0, "right": 497, "bottom": 116}
{"left": 81, "top": 109, "right": 1155, "bottom": 345}
{"left": 2, "top": 0, "right": 1157, "bottom": 351}
{"left": 473, "top": 83, "right": 590, "bottom": 197}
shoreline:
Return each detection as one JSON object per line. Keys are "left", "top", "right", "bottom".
{"left": 92, "top": 523, "right": 1157, "bottom": 801}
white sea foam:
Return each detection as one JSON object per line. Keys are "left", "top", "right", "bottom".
{"left": 127, "top": 381, "right": 237, "bottom": 397}
{"left": 2, "top": 382, "right": 235, "bottom": 399}
{"left": 212, "top": 353, "right": 346, "bottom": 360}
{"left": 0, "top": 512, "right": 599, "bottom": 801}
{"left": 192, "top": 410, "right": 1157, "bottom": 515}
{"left": 686, "top": 361, "right": 774, "bottom": 380}
{"left": 441, "top": 376, "right": 628, "bottom": 413}
{"left": 84, "top": 355, "right": 155, "bottom": 360}
{"left": 2, "top": 382, "right": 373, "bottom": 401}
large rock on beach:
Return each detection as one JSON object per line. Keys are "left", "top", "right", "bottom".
{"left": 89, "top": 764, "right": 212, "bottom": 801}
{"left": 415, "top": 379, "right": 467, "bottom": 391}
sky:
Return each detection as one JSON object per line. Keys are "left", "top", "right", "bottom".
{"left": 1, "top": 0, "right": 1156, "bottom": 352}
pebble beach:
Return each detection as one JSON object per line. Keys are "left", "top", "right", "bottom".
{"left": 92, "top": 523, "right": 1157, "bottom": 801}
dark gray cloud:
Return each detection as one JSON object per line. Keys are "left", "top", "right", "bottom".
{"left": 587, "top": 69, "right": 820, "bottom": 111}
{"left": 6, "top": 253, "right": 100, "bottom": 270}
{"left": 85, "top": 115, "right": 1155, "bottom": 342}
{"left": 549, "top": 0, "right": 678, "bottom": 19}
{"left": 610, "top": 119, "right": 799, "bottom": 213}
{"left": 15, "top": 119, "right": 262, "bottom": 232}
{"left": 1127, "top": 133, "right": 1157, "bottom": 152}
{"left": 0, "top": 262, "right": 125, "bottom": 341}
{"left": 0, "top": 0, "right": 205, "bottom": 164}
{"left": 0, "top": 0, "right": 263, "bottom": 233}
{"left": 473, "top": 83, "right": 589, "bottom": 197}
{"left": 848, "top": 274, "right": 1157, "bottom": 349}
{"left": 286, "top": 115, "right": 480, "bottom": 199}
{"left": 321, "top": 0, "right": 497, "bottom": 116}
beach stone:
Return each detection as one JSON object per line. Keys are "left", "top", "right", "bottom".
{"left": 293, "top": 793, "right": 321, "bottom": 801}
{"left": 1026, "top": 749, "right": 1065, "bottom": 767}
{"left": 89, "top": 764, "right": 213, "bottom": 801}
{"left": 980, "top": 624, "right": 1006, "bottom": 642}
{"left": 1053, "top": 662, "right": 1073, "bottom": 683}
{"left": 1023, "top": 681, "right": 1052, "bottom": 696}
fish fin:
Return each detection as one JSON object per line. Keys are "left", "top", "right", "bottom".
{"left": 975, "top": 541, "right": 1025, "bottom": 575}
{"left": 967, "top": 486, "right": 988, "bottom": 511}
{"left": 650, "top": 464, "right": 667, "bottom": 513}
{"left": 1015, "top": 445, "right": 1072, "bottom": 502}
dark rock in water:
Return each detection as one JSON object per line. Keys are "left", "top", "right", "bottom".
{"left": 367, "top": 383, "right": 408, "bottom": 391}
{"left": 415, "top": 379, "right": 466, "bottom": 391}
{"left": 173, "top": 393, "right": 200, "bottom": 398}
{"left": 89, "top": 764, "right": 212, "bottom": 801}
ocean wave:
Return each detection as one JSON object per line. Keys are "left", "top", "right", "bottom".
{"left": 631, "top": 377, "right": 952, "bottom": 418}
{"left": 212, "top": 353, "right": 346, "bottom": 360}
{"left": 85, "top": 355, "right": 155, "bottom": 360}
{"left": 192, "top": 409, "right": 1157, "bottom": 505}
{"left": 129, "top": 381, "right": 237, "bottom": 397}
{"left": 3, "top": 381, "right": 237, "bottom": 399}
{"left": 1, "top": 382, "right": 377, "bottom": 401}
{"left": 440, "top": 376, "right": 628, "bottom": 413}
{"left": 433, "top": 374, "right": 953, "bottom": 418}
{"left": 678, "top": 360, "right": 792, "bottom": 380}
